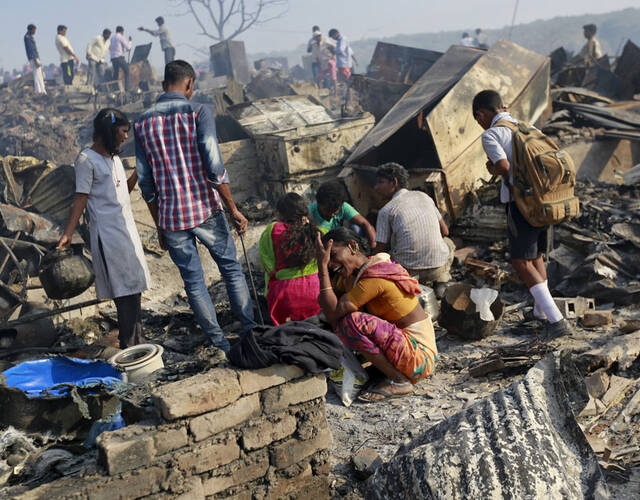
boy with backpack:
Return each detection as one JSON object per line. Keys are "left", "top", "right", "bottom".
{"left": 473, "top": 90, "right": 579, "bottom": 338}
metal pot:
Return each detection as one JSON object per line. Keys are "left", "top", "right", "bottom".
{"left": 439, "top": 284, "right": 504, "bottom": 340}
{"left": 39, "top": 247, "right": 94, "bottom": 300}
{"left": 418, "top": 285, "right": 440, "bottom": 321}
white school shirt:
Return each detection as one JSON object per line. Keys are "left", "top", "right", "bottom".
{"left": 74, "top": 149, "right": 151, "bottom": 299}
{"left": 481, "top": 111, "right": 518, "bottom": 203}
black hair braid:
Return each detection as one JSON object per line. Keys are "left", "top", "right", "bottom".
{"left": 276, "top": 193, "right": 318, "bottom": 269}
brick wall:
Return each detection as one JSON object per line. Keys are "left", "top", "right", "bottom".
{"left": 19, "top": 365, "right": 332, "bottom": 499}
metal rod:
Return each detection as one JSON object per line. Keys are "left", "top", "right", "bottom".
{"left": 2, "top": 298, "right": 105, "bottom": 328}
{"left": 238, "top": 232, "right": 265, "bottom": 326}
{"left": 0, "top": 232, "right": 21, "bottom": 276}
{"left": 508, "top": 0, "right": 520, "bottom": 40}
{"left": 0, "top": 237, "right": 28, "bottom": 300}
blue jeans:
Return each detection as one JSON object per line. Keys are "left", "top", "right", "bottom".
{"left": 162, "top": 211, "right": 256, "bottom": 352}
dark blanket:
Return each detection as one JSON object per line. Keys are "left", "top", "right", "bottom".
{"left": 228, "top": 321, "right": 343, "bottom": 373}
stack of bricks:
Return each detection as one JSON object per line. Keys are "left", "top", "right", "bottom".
{"left": 20, "top": 365, "right": 332, "bottom": 499}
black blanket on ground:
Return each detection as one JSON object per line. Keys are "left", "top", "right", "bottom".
{"left": 228, "top": 321, "right": 343, "bottom": 373}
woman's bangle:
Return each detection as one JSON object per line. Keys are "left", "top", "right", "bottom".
{"left": 319, "top": 287, "right": 333, "bottom": 292}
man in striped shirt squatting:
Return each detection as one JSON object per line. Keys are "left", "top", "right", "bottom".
{"left": 373, "top": 163, "right": 455, "bottom": 290}
{"left": 134, "top": 60, "right": 256, "bottom": 354}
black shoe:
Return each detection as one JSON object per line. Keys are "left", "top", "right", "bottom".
{"left": 544, "top": 318, "right": 574, "bottom": 339}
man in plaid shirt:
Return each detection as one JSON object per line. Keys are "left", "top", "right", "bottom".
{"left": 135, "top": 60, "right": 255, "bottom": 353}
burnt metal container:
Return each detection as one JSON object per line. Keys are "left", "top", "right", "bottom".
{"left": 439, "top": 283, "right": 504, "bottom": 340}
{"left": 38, "top": 247, "right": 94, "bottom": 300}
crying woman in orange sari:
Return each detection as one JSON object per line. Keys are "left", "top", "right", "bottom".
{"left": 316, "top": 227, "right": 437, "bottom": 402}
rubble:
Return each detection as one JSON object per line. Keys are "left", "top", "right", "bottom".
{"left": 582, "top": 310, "right": 614, "bottom": 327}
{"left": 365, "top": 353, "right": 609, "bottom": 499}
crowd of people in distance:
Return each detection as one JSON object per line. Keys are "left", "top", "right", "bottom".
{"left": 23, "top": 16, "right": 174, "bottom": 95}
{"left": 307, "top": 26, "right": 355, "bottom": 95}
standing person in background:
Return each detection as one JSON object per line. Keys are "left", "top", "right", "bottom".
{"left": 24, "top": 24, "right": 46, "bottom": 95}
{"left": 460, "top": 32, "right": 475, "bottom": 47}
{"left": 58, "top": 108, "right": 151, "bottom": 349}
{"left": 306, "top": 25, "right": 321, "bottom": 82}
{"left": 474, "top": 28, "right": 489, "bottom": 49}
{"left": 329, "top": 28, "right": 354, "bottom": 82}
{"left": 56, "top": 25, "right": 79, "bottom": 85}
{"left": 138, "top": 17, "right": 175, "bottom": 65}
{"left": 110, "top": 26, "right": 132, "bottom": 91}
{"left": 573, "top": 24, "right": 602, "bottom": 67}
{"left": 310, "top": 28, "right": 336, "bottom": 92}
{"left": 259, "top": 193, "right": 321, "bottom": 325}
{"left": 134, "top": 60, "right": 255, "bottom": 353}
{"left": 86, "top": 29, "right": 111, "bottom": 89}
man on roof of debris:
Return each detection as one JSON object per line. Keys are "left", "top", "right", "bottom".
{"left": 55, "top": 25, "right": 79, "bottom": 85}
{"left": 329, "top": 29, "right": 354, "bottom": 81}
{"left": 460, "top": 32, "right": 475, "bottom": 47}
{"left": 474, "top": 28, "right": 489, "bottom": 50}
{"left": 110, "top": 26, "right": 132, "bottom": 91}
{"left": 473, "top": 90, "right": 574, "bottom": 338}
{"left": 134, "top": 60, "right": 256, "bottom": 354}
{"left": 309, "top": 28, "right": 336, "bottom": 91}
{"left": 307, "top": 25, "right": 322, "bottom": 82}
{"left": 574, "top": 24, "right": 602, "bottom": 66}
{"left": 372, "top": 163, "right": 455, "bottom": 291}
{"left": 86, "top": 29, "right": 111, "bottom": 89}
{"left": 24, "top": 24, "right": 46, "bottom": 95}
{"left": 138, "top": 16, "right": 175, "bottom": 65}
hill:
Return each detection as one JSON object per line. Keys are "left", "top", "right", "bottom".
{"left": 249, "top": 7, "right": 640, "bottom": 71}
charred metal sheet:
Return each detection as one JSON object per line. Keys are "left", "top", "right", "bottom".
{"left": 555, "top": 101, "right": 640, "bottom": 130}
{"left": 27, "top": 165, "right": 76, "bottom": 223}
{"left": 347, "top": 45, "right": 483, "bottom": 165}
{"left": 366, "top": 352, "right": 609, "bottom": 499}
{"left": 228, "top": 96, "right": 335, "bottom": 135}
{"left": 367, "top": 42, "right": 443, "bottom": 84}
{"left": 350, "top": 75, "right": 411, "bottom": 122}
{"left": 549, "top": 46, "right": 568, "bottom": 74}
{"left": 615, "top": 40, "right": 640, "bottom": 100}
{"left": 210, "top": 40, "right": 250, "bottom": 84}
{"left": 0, "top": 204, "right": 81, "bottom": 245}
{"left": 130, "top": 43, "right": 152, "bottom": 64}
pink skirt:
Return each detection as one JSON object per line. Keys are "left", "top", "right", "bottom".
{"left": 267, "top": 274, "right": 321, "bottom": 325}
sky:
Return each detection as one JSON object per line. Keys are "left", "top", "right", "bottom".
{"left": 1, "top": 0, "right": 639, "bottom": 72}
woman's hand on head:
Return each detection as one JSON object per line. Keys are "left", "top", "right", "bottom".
{"left": 315, "top": 232, "right": 332, "bottom": 270}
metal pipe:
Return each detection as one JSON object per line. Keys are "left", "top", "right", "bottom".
{"left": 238, "top": 232, "right": 265, "bottom": 326}
{"left": 1, "top": 298, "right": 105, "bottom": 328}
{"left": 0, "top": 237, "right": 27, "bottom": 300}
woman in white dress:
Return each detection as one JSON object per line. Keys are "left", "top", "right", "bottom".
{"left": 58, "top": 108, "right": 151, "bottom": 348}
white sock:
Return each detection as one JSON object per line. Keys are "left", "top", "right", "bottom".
{"left": 529, "top": 282, "right": 564, "bottom": 323}
{"left": 533, "top": 280, "right": 547, "bottom": 320}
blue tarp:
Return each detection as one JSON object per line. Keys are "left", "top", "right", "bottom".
{"left": 2, "top": 357, "right": 123, "bottom": 398}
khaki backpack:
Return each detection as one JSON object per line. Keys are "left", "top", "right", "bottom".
{"left": 494, "top": 120, "right": 580, "bottom": 227}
